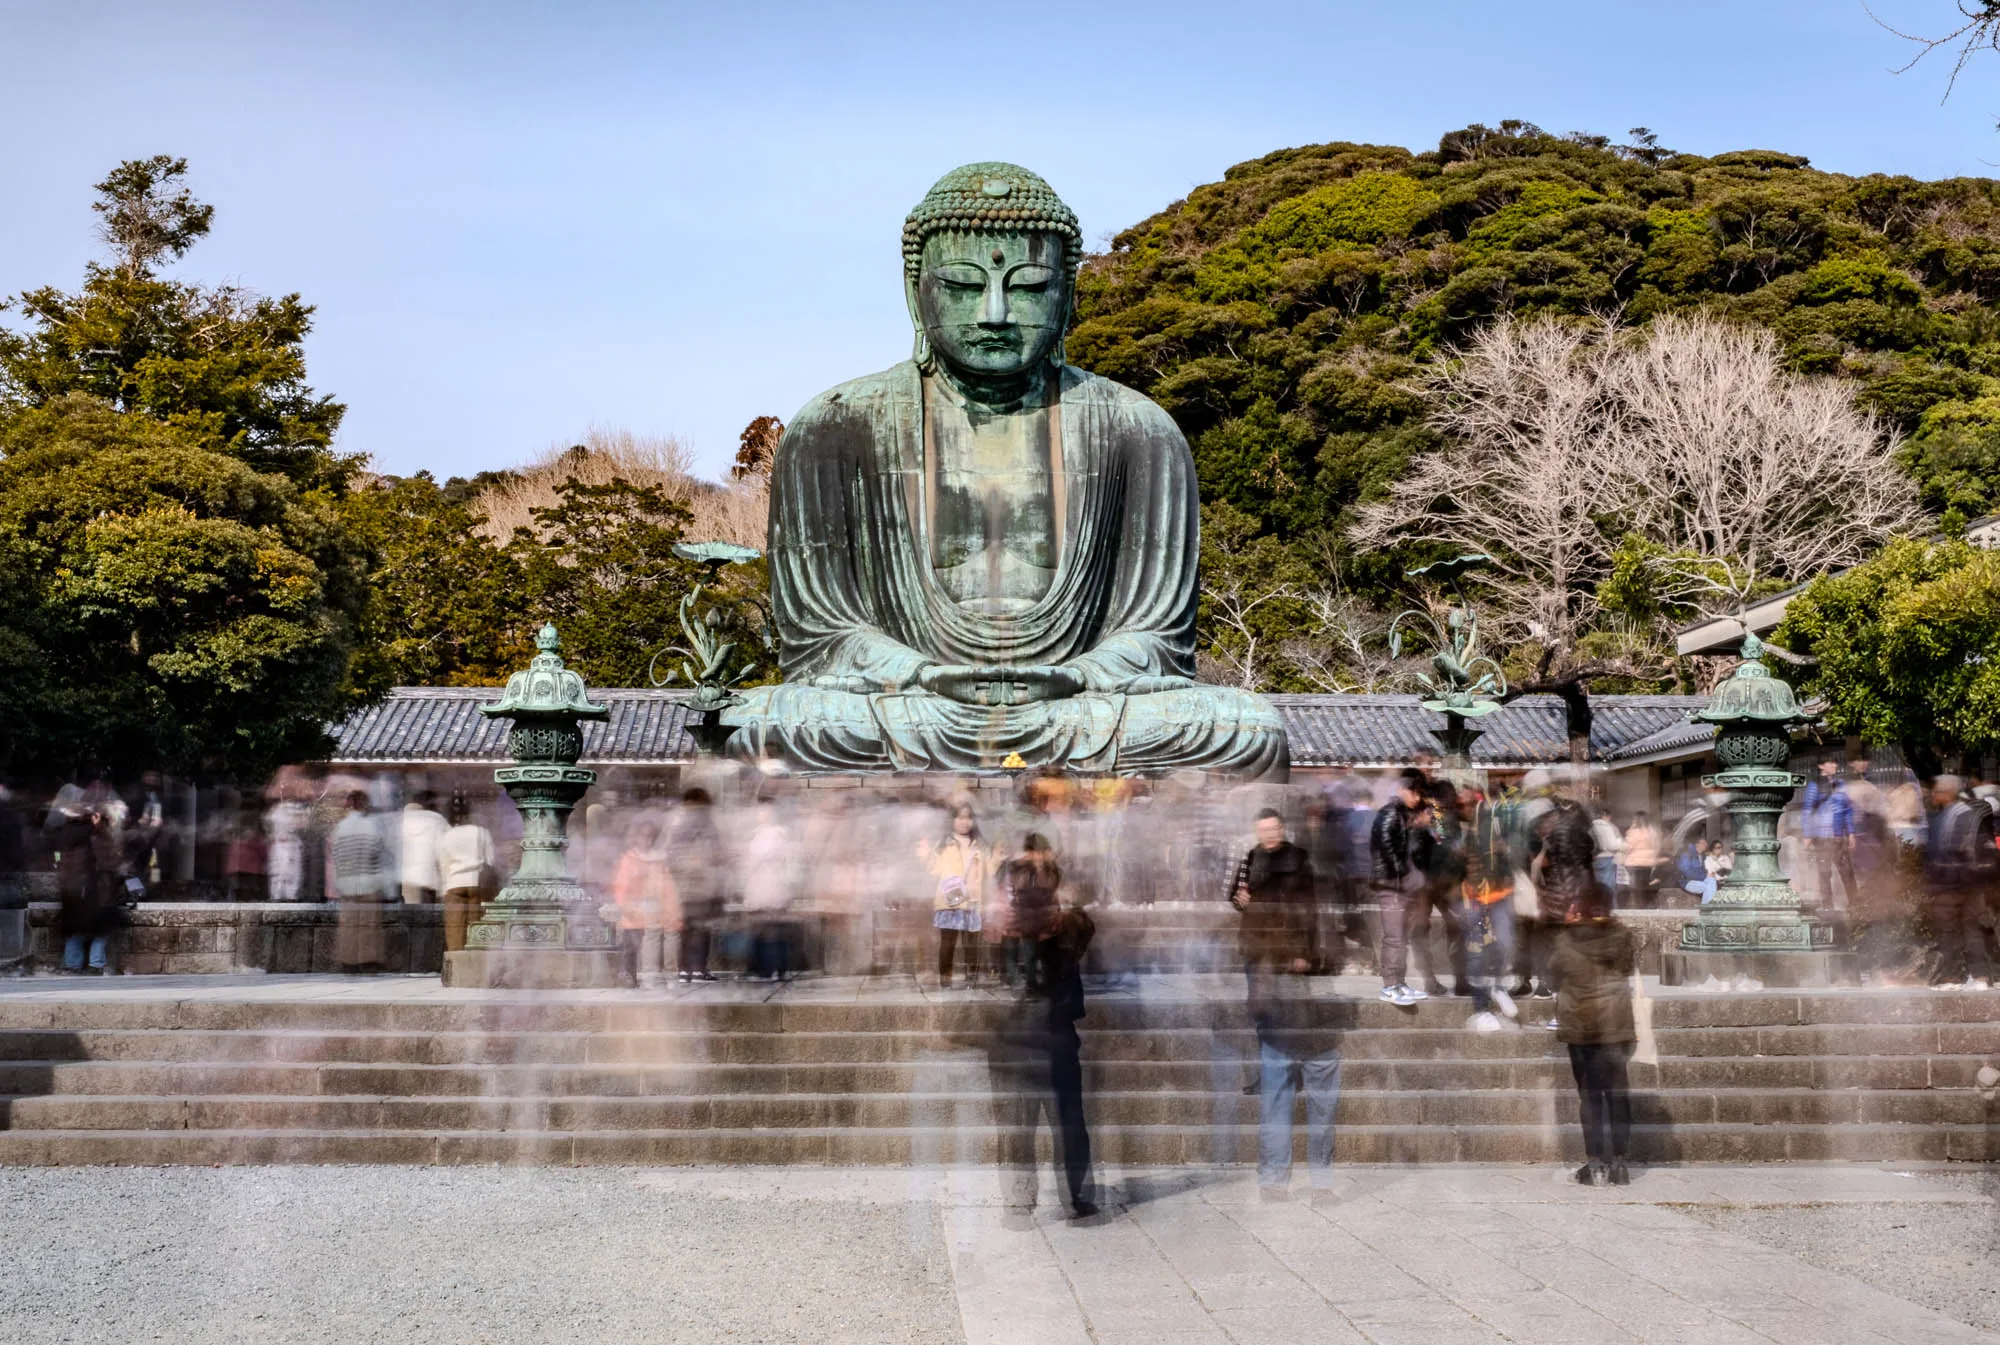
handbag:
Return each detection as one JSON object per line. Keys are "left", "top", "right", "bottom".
{"left": 936, "top": 874, "right": 968, "bottom": 909}
{"left": 1630, "top": 970, "right": 1659, "bottom": 1067}
{"left": 1510, "top": 866, "right": 1539, "bottom": 919}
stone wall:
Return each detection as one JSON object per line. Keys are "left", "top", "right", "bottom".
{"left": 22, "top": 903, "right": 444, "bottom": 975}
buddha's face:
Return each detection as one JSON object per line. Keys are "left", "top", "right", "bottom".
{"left": 917, "top": 230, "right": 1069, "bottom": 380}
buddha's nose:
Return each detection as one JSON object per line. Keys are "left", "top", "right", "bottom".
{"left": 980, "top": 274, "right": 1011, "bottom": 327}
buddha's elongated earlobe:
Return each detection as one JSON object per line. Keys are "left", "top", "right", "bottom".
{"left": 905, "top": 274, "right": 934, "bottom": 372}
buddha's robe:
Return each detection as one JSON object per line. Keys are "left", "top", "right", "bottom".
{"left": 724, "top": 361, "right": 1288, "bottom": 778}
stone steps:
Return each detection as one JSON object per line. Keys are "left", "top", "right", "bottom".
{"left": 0, "top": 985, "right": 1991, "bottom": 1165}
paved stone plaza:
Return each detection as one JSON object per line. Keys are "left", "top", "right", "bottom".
{"left": 0, "top": 1163, "right": 1995, "bottom": 1344}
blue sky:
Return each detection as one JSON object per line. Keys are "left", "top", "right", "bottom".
{"left": 4, "top": 0, "right": 1998, "bottom": 480}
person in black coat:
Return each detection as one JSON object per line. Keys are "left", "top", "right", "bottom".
{"left": 988, "top": 888, "right": 1098, "bottom": 1222}
{"left": 1369, "top": 771, "right": 1430, "bottom": 1005}
{"left": 52, "top": 787, "right": 127, "bottom": 974}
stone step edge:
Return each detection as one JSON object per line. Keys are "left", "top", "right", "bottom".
{"left": 0, "top": 1122, "right": 1987, "bottom": 1167}
{"left": 2, "top": 1085, "right": 1979, "bottom": 1106}
{"left": 2, "top": 1053, "right": 1987, "bottom": 1076}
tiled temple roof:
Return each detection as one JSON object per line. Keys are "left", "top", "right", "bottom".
{"left": 330, "top": 688, "right": 1710, "bottom": 770}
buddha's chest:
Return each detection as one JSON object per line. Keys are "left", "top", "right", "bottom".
{"left": 924, "top": 395, "right": 1059, "bottom": 612}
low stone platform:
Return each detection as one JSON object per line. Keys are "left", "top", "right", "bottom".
{"left": 15, "top": 902, "right": 443, "bottom": 975}
{"left": 0, "top": 973, "right": 1993, "bottom": 1167}
{"left": 14, "top": 901, "right": 1712, "bottom": 978}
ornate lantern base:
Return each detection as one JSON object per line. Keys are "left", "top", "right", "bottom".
{"left": 1660, "top": 765, "right": 1854, "bottom": 987}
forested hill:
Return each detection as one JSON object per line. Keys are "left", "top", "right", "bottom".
{"left": 1069, "top": 121, "right": 2000, "bottom": 550}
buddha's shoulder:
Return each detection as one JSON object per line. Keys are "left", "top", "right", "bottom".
{"left": 790, "top": 363, "right": 918, "bottom": 425}
{"left": 1059, "top": 367, "right": 1186, "bottom": 439}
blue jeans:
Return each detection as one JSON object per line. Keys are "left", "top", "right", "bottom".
{"left": 1257, "top": 1037, "right": 1341, "bottom": 1189}
{"left": 1684, "top": 878, "right": 1716, "bottom": 904}
{"left": 62, "top": 934, "right": 110, "bottom": 972}
{"left": 1458, "top": 898, "right": 1515, "bottom": 1013}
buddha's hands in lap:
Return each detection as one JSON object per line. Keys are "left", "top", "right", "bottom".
{"left": 1121, "top": 674, "right": 1194, "bottom": 695}
{"left": 917, "top": 664, "right": 1084, "bottom": 706}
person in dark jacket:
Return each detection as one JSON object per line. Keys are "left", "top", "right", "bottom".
{"left": 1369, "top": 772, "right": 1429, "bottom": 1006}
{"left": 1527, "top": 778, "right": 1597, "bottom": 998}
{"left": 989, "top": 896, "right": 1098, "bottom": 1221}
{"left": 1233, "top": 810, "right": 1341, "bottom": 1198}
{"left": 1232, "top": 810, "right": 1318, "bottom": 972}
{"left": 669, "top": 789, "right": 726, "bottom": 983}
{"left": 1925, "top": 776, "right": 1995, "bottom": 988}
{"left": 52, "top": 785, "right": 127, "bottom": 974}
{"left": 1550, "top": 889, "right": 1637, "bottom": 1186}
{"left": 1000, "top": 833, "right": 1061, "bottom": 989}
{"left": 1409, "top": 780, "right": 1468, "bottom": 998}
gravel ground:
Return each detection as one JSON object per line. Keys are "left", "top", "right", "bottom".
{"left": 1684, "top": 1171, "right": 2000, "bottom": 1337}
{"left": 0, "top": 1167, "right": 962, "bottom": 1345}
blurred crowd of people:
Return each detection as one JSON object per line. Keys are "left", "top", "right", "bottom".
{"left": 0, "top": 756, "right": 1991, "bottom": 998}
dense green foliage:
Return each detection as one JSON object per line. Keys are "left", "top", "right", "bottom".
{"left": 1070, "top": 121, "right": 2000, "bottom": 578}
{"left": 341, "top": 471, "right": 771, "bottom": 694}
{"left": 0, "top": 398, "right": 363, "bottom": 777}
{"left": 0, "top": 159, "right": 365, "bottom": 779}
{"left": 1775, "top": 538, "right": 2000, "bottom": 774}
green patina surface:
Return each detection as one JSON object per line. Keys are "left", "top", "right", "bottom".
{"left": 725, "top": 163, "right": 1287, "bottom": 777}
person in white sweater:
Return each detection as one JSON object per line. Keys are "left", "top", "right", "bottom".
{"left": 399, "top": 792, "right": 449, "bottom": 904}
{"left": 436, "top": 795, "right": 495, "bottom": 953}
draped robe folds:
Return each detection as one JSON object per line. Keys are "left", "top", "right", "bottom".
{"left": 724, "top": 361, "right": 1289, "bottom": 779}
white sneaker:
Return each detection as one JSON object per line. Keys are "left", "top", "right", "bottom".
{"left": 1492, "top": 988, "right": 1518, "bottom": 1020}
{"left": 1404, "top": 984, "right": 1429, "bottom": 1001}
{"left": 1469, "top": 1012, "right": 1503, "bottom": 1033}
{"left": 1391, "top": 984, "right": 1418, "bottom": 1007}
{"left": 1543, "top": 1016, "right": 1560, "bottom": 1031}
{"left": 1968, "top": 978, "right": 1992, "bottom": 991}
{"left": 1379, "top": 985, "right": 1401, "bottom": 1003}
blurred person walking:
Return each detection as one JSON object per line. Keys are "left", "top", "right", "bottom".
{"left": 669, "top": 789, "right": 727, "bottom": 983}
{"left": 1370, "top": 771, "right": 1428, "bottom": 1006}
{"left": 1000, "top": 833, "right": 1062, "bottom": 989}
{"left": 1802, "top": 760, "right": 1859, "bottom": 911}
{"left": 223, "top": 805, "right": 268, "bottom": 901}
{"left": 921, "top": 800, "right": 990, "bottom": 989}
{"left": 1459, "top": 789, "right": 1518, "bottom": 1032}
{"left": 1926, "top": 775, "right": 1996, "bottom": 990}
{"left": 1590, "top": 808, "right": 1624, "bottom": 906}
{"left": 264, "top": 785, "right": 311, "bottom": 903}
{"left": 990, "top": 890, "right": 1098, "bottom": 1221}
{"left": 1677, "top": 837, "right": 1718, "bottom": 904}
{"left": 610, "top": 815, "right": 678, "bottom": 987}
{"left": 1551, "top": 887, "right": 1637, "bottom": 1185}
{"left": 52, "top": 785, "right": 127, "bottom": 974}
{"left": 1232, "top": 808, "right": 1339, "bottom": 1199}
{"left": 330, "top": 791, "right": 392, "bottom": 973}
{"left": 1621, "top": 812, "right": 1661, "bottom": 909}
{"left": 742, "top": 803, "right": 803, "bottom": 980}
{"left": 1527, "top": 773, "right": 1598, "bottom": 998}
{"left": 0, "top": 784, "right": 25, "bottom": 970}
{"left": 399, "top": 791, "right": 448, "bottom": 904}
{"left": 1887, "top": 773, "right": 1929, "bottom": 851}
{"left": 437, "top": 795, "right": 497, "bottom": 954}
{"left": 121, "top": 771, "right": 170, "bottom": 893}
{"left": 1411, "top": 780, "right": 1466, "bottom": 997}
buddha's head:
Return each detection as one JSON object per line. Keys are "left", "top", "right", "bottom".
{"left": 903, "top": 163, "right": 1082, "bottom": 384}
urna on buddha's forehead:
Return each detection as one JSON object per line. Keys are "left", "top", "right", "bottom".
{"left": 901, "top": 161, "right": 1082, "bottom": 284}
